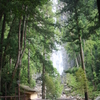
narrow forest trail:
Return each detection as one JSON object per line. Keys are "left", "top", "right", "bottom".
{"left": 59, "top": 75, "right": 83, "bottom": 100}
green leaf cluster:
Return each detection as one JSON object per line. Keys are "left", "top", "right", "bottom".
{"left": 45, "top": 73, "right": 63, "bottom": 99}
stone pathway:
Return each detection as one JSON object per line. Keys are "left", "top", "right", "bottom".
{"left": 95, "top": 96, "right": 100, "bottom": 100}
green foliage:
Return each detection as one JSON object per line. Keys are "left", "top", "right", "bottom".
{"left": 0, "top": 0, "right": 61, "bottom": 96}
{"left": 65, "top": 67, "right": 78, "bottom": 74}
{"left": 66, "top": 67, "right": 100, "bottom": 98}
{"left": 66, "top": 73, "right": 77, "bottom": 88}
{"left": 84, "top": 35, "right": 100, "bottom": 92}
{"left": 66, "top": 68, "right": 89, "bottom": 97}
{"left": 59, "top": 0, "right": 100, "bottom": 99}
{"left": 75, "top": 68, "right": 88, "bottom": 94}
{"left": 30, "top": 80, "right": 36, "bottom": 88}
{"left": 45, "top": 73, "right": 63, "bottom": 99}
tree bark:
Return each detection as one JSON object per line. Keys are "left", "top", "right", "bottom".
{"left": 90, "top": 51, "right": 96, "bottom": 90}
{"left": 42, "top": 51, "right": 45, "bottom": 99}
{"left": 13, "top": 18, "right": 22, "bottom": 77}
{"left": 28, "top": 42, "right": 30, "bottom": 84}
{"left": 2, "top": 16, "right": 16, "bottom": 66}
{"left": 18, "top": 62, "right": 21, "bottom": 100}
{"left": 12, "top": 6, "right": 25, "bottom": 79}
{"left": 74, "top": 53, "right": 79, "bottom": 68}
{"left": 79, "top": 35, "right": 88, "bottom": 100}
{"left": 97, "top": 0, "right": 100, "bottom": 21}
{"left": 8, "top": 18, "right": 22, "bottom": 90}
{"left": 75, "top": 57, "right": 79, "bottom": 68}
{"left": 79, "top": 35, "right": 85, "bottom": 70}
{"left": 20, "top": 15, "right": 27, "bottom": 61}
{"left": 5, "top": 82, "right": 7, "bottom": 100}
{"left": 0, "top": 14, "right": 6, "bottom": 93}
{"left": 42, "top": 63, "right": 45, "bottom": 99}
{"left": 0, "top": 10, "right": 3, "bottom": 22}
{"left": 9, "top": 15, "right": 28, "bottom": 89}
{"left": 10, "top": 56, "right": 12, "bottom": 68}
{"left": 75, "top": 6, "right": 88, "bottom": 99}
{"left": 21, "top": 15, "right": 26, "bottom": 52}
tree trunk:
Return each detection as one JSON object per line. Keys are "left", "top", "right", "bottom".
{"left": 28, "top": 42, "right": 30, "bottom": 84}
{"left": 75, "top": 5, "right": 88, "bottom": 99}
{"left": 21, "top": 15, "right": 25, "bottom": 52}
{"left": 75, "top": 57, "right": 79, "bottom": 68}
{"left": 9, "top": 18, "right": 22, "bottom": 90}
{"left": 11, "top": 5, "right": 25, "bottom": 82}
{"left": 91, "top": 65, "right": 96, "bottom": 90}
{"left": 2, "top": 16, "right": 16, "bottom": 66}
{"left": 42, "top": 63, "right": 45, "bottom": 99}
{"left": 74, "top": 53, "right": 79, "bottom": 68}
{"left": 18, "top": 62, "right": 21, "bottom": 100}
{"left": 97, "top": 0, "right": 100, "bottom": 21}
{"left": 0, "top": 14, "right": 6, "bottom": 93}
{"left": 13, "top": 18, "right": 21, "bottom": 77}
{"left": 10, "top": 57, "right": 12, "bottom": 68}
{"left": 0, "top": 11, "right": 3, "bottom": 22}
{"left": 90, "top": 51, "right": 96, "bottom": 90}
{"left": 79, "top": 35, "right": 88, "bottom": 100}
{"left": 42, "top": 51, "right": 45, "bottom": 99}
{"left": 11, "top": 15, "right": 28, "bottom": 82}
{"left": 5, "top": 82, "right": 7, "bottom": 100}
{"left": 79, "top": 35, "right": 85, "bottom": 70}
